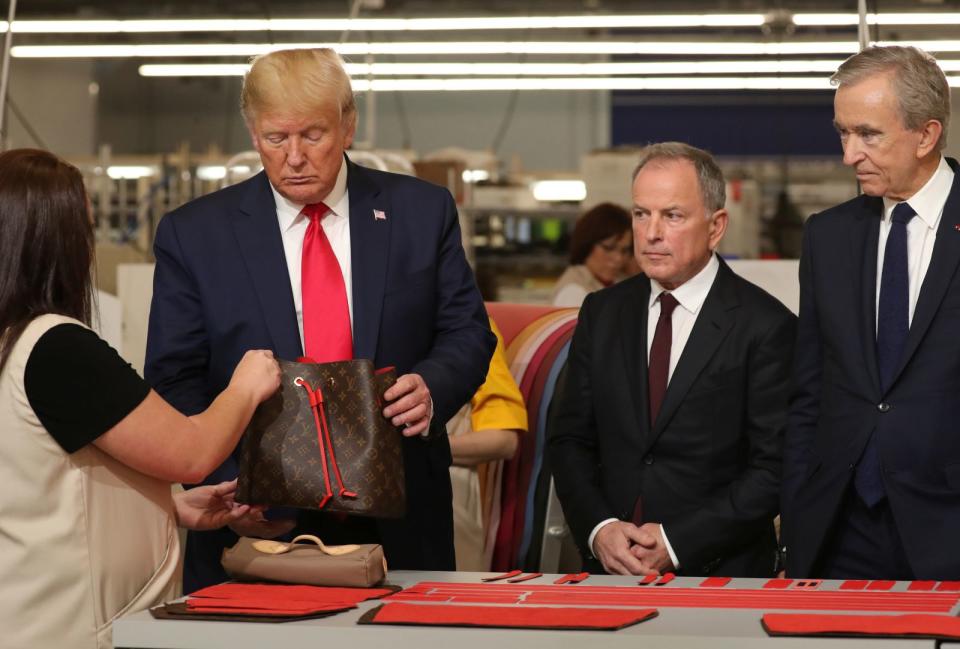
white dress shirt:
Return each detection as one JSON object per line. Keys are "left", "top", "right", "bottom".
{"left": 272, "top": 158, "right": 353, "bottom": 351}
{"left": 589, "top": 254, "right": 721, "bottom": 570}
{"left": 875, "top": 156, "right": 954, "bottom": 329}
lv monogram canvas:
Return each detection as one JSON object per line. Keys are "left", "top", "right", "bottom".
{"left": 236, "top": 359, "right": 407, "bottom": 518}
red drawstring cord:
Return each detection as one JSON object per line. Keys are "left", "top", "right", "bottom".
{"left": 295, "top": 378, "right": 357, "bottom": 508}
{"left": 313, "top": 389, "right": 357, "bottom": 499}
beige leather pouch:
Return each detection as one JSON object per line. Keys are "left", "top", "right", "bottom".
{"left": 222, "top": 535, "right": 387, "bottom": 588}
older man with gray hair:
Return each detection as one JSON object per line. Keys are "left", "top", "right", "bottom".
{"left": 783, "top": 45, "right": 960, "bottom": 579}
{"left": 548, "top": 142, "right": 795, "bottom": 577}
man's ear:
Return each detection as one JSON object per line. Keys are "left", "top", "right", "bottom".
{"left": 916, "top": 119, "right": 943, "bottom": 159}
{"left": 245, "top": 119, "right": 261, "bottom": 154}
{"left": 708, "top": 209, "right": 728, "bottom": 251}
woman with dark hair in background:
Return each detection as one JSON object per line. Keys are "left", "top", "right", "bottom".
{"left": 0, "top": 149, "right": 281, "bottom": 649}
{"left": 552, "top": 202, "right": 633, "bottom": 307}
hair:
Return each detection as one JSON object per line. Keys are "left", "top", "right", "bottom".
{"left": 632, "top": 142, "right": 726, "bottom": 215}
{"left": 831, "top": 45, "right": 950, "bottom": 151}
{"left": 0, "top": 149, "right": 93, "bottom": 374}
{"left": 241, "top": 48, "right": 357, "bottom": 129}
{"left": 569, "top": 202, "right": 631, "bottom": 264}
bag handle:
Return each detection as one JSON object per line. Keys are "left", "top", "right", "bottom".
{"left": 251, "top": 535, "right": 362, "bottom": 556}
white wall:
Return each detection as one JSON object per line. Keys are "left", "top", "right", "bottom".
{"left": 358, "top": 89, "right": 610, "bottom": 172}
{"left": 6, "top": 59, "right": 97, "bottom": 155}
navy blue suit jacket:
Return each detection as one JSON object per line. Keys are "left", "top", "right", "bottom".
{"left": 783, "top": 158, "right": 960, "bottom": 579}
{"left": 145, "top": 158, "right": 495, "bottom": 590}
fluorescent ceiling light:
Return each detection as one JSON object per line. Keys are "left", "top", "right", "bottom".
{"left": 141, "top": 59, "right": 960, "bottom": 78}
{"left": 793, "top": 13, "right": 960, "bottom": 26}
{"left": 106, "top": 165, "right": 155, "bottom": 179}
{"left": 462, "top": 169, "right": 491, "bottom": 183}
{"left": 532, "top": 180, "right": 587, "bottom": 202}
{"left": 11, "top": 41, "right": 865, "bottom": 58}
{"left": 0, "top": 15, "right": 767, "bottom": 33}
{"left": 346, "top": 77, "right": 834, "bottom": 91}
{"left": 4, "top": 13, "right": 960, "bottom": 33}
{"left": 25, "top": 40, "right": 960, "bottom": 58}
{"left": 196, "top": 165, "right": 227, "bottom": 180}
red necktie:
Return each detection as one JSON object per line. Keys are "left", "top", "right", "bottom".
{"left": 648, "top": 292, "right": 679, "bottom": 426}
{"left": 301, "top": 203, "right": 353, "bottom": 362}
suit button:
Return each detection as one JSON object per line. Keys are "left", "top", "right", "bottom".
{"left": 643, "top": 455, "right": 654, "bottom": 465}
{"left": 878, "top": 402, "right": 891, "bottom": 412}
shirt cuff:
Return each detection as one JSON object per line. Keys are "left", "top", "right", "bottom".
{"left": 661, "top": 524, "right": 680, "bottom": 569}
{"left": 588, "top": 518, "right": 620, "bottom": 558}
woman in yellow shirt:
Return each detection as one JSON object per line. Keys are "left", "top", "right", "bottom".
{"left": 447, "top": 319, "right": 527, "bottom": 571}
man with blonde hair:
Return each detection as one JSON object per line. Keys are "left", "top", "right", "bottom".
{"left": 146, "top": 48, "right": 495, "bottom": 592}
{"left": 784, "top": 45, "right": 960, "bottom": 579}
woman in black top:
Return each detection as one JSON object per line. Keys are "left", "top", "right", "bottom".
{"left": 0, "top": 148, "right": 281, "bottom": 648}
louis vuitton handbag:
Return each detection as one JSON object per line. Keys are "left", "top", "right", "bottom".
{"left": 236, "top": 358, "right": 406, "bottom": 518}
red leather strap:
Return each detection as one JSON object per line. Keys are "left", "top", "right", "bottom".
{"left": 296, "top": 379, "right": 334, "bottom": 508}
{"left": 481, "top": 569, "right": 522, "bottom": 583}
{"left": 507, "top": 572, "right": 543, "bottom": 583}
{"left": 315, "top": 396, "right": 357, "bottom": 499}
{"left": 762, "top": 613, "right": 960, "bottom": 639}
{"left": 364, "top": 602, "right": 658, "bottom": 630}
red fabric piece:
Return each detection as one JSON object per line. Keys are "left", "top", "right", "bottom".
{"left": 656, "top": 573, "right": 676, "bottom": 586}
{"left": 936, "top": 581, "right": 960, "bottom": 591}
{"left": 365, "top": 602, "right": 658, "bottom": 630}
{"left": 762, "top": 613, "right": 960, "bottom": 639}
{"left": 301, "top": 203, "right": 352, "bottom": 362}
{"left": 700, "top": 577, "right": 732, "bottom": 588}
{"left": 639, "top": 574, "right": 658, "bottom": 585}
{"left": 840, "top": 580, "right": 868, "bottom": 590}
{"left": 191, "top": 583, "right": 392, "bottom": 606}
{"left": 648, "top": 293, "right": 679, "bottom": 425}
{"left": 909, "top": 581, "right": 937, "bottom": 591}
{"left": 867, "top": 580, "right": 896, "bottom": 591}
{"left": 763, "top": 579, "right": 793, "bottom": 589}
{"left": 186, "top": 598, "right": 353, "bottom": 616}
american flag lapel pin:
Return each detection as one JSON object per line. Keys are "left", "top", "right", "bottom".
{"left": 373, "top": 209, "right": 387, "bottom": 221}
{"left": 954, "top": 223, "right": 960, "bottom": 231}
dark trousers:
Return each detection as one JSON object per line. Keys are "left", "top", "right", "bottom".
{"left": 815, "top": 488, "right": 914, "bottom": 580}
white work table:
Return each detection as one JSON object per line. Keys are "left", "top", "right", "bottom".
{"left": 113, "top": 571, "right": 956, "bottom": 649}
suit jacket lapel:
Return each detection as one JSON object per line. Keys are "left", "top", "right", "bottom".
{"left": 854, "top": 195, "right": 883, "bottom": 397}
{"left": 620, "top": 279, "right": 651, "bottom": 440}
{"left": 231, "top": 172, "right": 303, "bottom": 360}
{"left": 346, "top": 157, "right": 390, "bottom": 362}
{"left": 890, "top": 160, "right": 960, "bottom": 389}
{"left": 644, "top": 259, "right": 736, "bottom": 452}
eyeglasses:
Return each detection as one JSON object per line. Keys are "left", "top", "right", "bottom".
{"left": 598, "top": 241, "right": 634, "bottom": 256}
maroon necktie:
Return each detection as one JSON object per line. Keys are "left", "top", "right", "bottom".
{"left": 648, "top": 292, "right": 679, "bottom": 426}
{"left": 301, "top": 203, "right": 353, "bottom": 362}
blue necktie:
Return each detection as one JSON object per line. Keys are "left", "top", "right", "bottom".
{"left": 855, "top": 201, "right": 915, "bottom": 507}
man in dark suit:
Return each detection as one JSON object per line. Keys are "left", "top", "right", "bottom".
{"left": 783, "top": 45, "right": 959, "bottom": 580}
{"left": 548, "top": 142, "right": 795, "bottom": 577}
{"left": 145, "top": 48, "right": 495, "bottom": 592}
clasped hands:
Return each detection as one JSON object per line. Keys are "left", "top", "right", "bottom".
{"left": 593, "top": 521, "right": 674, "bottom": 576}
